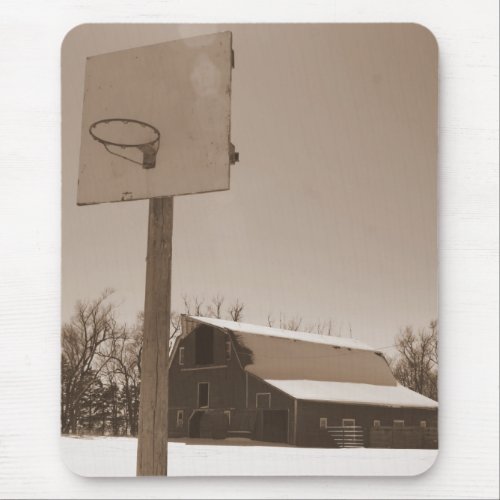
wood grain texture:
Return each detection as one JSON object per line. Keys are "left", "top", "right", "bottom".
{"left": 0, "top": 0, "right": 498, "bottom": 498}
{"left": 136, "top": 197, "right": 173, "bottom": 475}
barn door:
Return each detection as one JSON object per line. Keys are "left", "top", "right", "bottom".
{"left": 188, "top": 411, "right": 203, "bottom": 438}
{"left": 262, "top": 410, "right": 288, "bottom": 443}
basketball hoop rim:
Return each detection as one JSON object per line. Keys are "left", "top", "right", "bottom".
{"left": 89, "top": 118, "right": 161, "bottom": 148}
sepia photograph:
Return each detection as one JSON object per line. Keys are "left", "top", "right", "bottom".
{"left": 61, "top": 23, "right": 438, "bottom": 477}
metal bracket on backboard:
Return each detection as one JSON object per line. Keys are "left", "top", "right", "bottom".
{"left": 230, "top": 143, "right": 239, "bottom": 165}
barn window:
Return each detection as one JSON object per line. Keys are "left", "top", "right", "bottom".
{"left": 319, "top": 418, "right": 328, "bottom": 429}
{"left": 178, "top": 347, "right": 185, "bottom": 365}
{"left": 225, "top": 339, "right": 232, "bottom": 361}
{"left": 176, "top": 410, "right": 184, "bottom": 428}
{"left": 373, "top": 420, "right": 381, "bottom": 428}
{"left": 420, "top": 420, "right": 427, "bottom": 428}
{"left": 224, "top": 410, "right": 231, "bottom": 425}
{"left": 256, "top": 393, "right": 271, "bottom": 409}
{"left": 195, "top": 327, "right": 214, "bottom": 365}
{"left": 393, "top": 420, "right": 405, "bottom": 428}
{"left": 198, "top": 382, "right": 209, "bottom": 408}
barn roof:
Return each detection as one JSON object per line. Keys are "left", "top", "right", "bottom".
{"left": 188, "top": 316, "right": 375, "bottom": 352}
{"left": 184, "top": 316, "right": 438, "bottom": 408}
{"left": 265, "top": 379, "right": 438, "bottom": 409}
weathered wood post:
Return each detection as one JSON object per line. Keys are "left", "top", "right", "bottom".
{"left": 136, "top": 197, "right": 173, "bottom": 476}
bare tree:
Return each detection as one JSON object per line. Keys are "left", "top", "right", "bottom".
{"left": 193, "top": 296, "right": 205, "bottom": 316}
{"left": 207, "top": 294, "right": 225, "bottom": 319}
{"left": 265, "top": 310, "right": 346, "bottom": 339}
{"left": 170, "top": 311, "right": 181, "bottom": 335}
{"left": 266, "top": 313, "right": 275, "bottom": 327}
{"left": 315, "top": 319, "right": 334, "bottom": 336}
{"left": 131, "top": 312, "right": 144, "bottom": 378}
{"left": 61, "top": 289, "right": 124, "bottom": 434}
{"left": 282, "top": 316, "right": 302, "bottom": 331}
{"left": 182, "top": 294, "right": 192, "bottom": 315}
{"left": 168, "top": 310, "right": 183, "bottom": 355}
{"left": 391, "top": 321, "right": 438, "bottom": 400}
{"left": 228, "top": 299, "right": 244, "bottom": 321}
{"left": 105, "top": 315, "right": 142, "bottom": 436}
{"left": 182, "top": 295, "right": 207, "bottom": 316}
{"left": 428, "top": 319, "right": 438, "bottom": 365}
{"left": 182, "top": 292, "right": 245, "bottom": 321}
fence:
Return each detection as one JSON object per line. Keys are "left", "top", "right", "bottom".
{"left": 369, "top": 426, "right": 438, "bottom": 449}
{"left": 327, "top": 425, "right": 364, "bottom": 448}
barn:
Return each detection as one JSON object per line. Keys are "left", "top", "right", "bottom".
{"left": 168, "top": 316, "right": 438, "bottom": 448}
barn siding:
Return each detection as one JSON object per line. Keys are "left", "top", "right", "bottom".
{"left": 296, "top": 400, "right": 437, "bottom": 448}
{"left": 168, "top": 326, "right": 246, "bottom": 437}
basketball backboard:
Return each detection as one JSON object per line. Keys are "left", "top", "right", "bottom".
{"left": 77, "top": 31, "right": 234, "bottom": 205}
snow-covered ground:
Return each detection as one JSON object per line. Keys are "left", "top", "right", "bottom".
{"left": 61, "top": 436, "right": 437, "bottom": 477}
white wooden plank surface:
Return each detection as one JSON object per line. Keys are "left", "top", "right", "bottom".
{"left": 0, "top": 0, "right": 498, "bottom": 498}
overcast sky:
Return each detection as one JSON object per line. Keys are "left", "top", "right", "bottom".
{"left": 62, "top": 24, "right": 437, "bottom": 352}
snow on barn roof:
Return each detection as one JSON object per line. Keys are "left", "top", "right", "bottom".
{"left": 188, "top": 316, "right": 376, "bottom": 352}
{"left": 265, "top": 379, "right": 438, "bottom": 409}
{"left": 187, "top": 316, "right": 396, "bottom": 386}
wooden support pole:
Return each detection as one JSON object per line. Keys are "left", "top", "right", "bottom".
{"left": 136, "top": 196, "right": 173, "bottom": 476}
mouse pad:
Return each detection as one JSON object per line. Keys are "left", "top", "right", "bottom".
{"left": 61, "top": 23, "right": 438, "bottom": 476}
